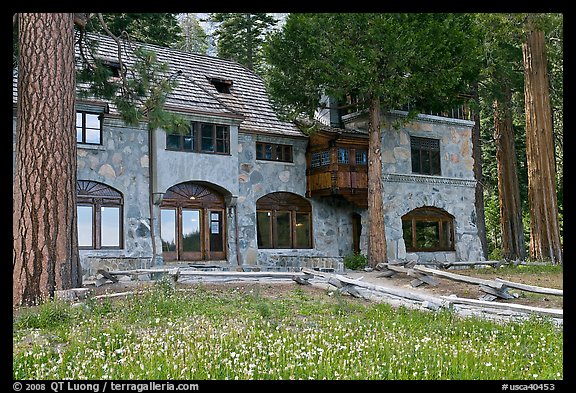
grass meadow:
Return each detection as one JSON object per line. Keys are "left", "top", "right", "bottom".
{"left": 13, "top": 277, "right": 563, "bottom": 380}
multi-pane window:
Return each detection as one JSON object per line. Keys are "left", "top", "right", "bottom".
{"left": 402, "top": 207, "right": 454, "bottom": 252}
{"left": 355, "top": 149, "right": 367, "bottom": 165}
{"left": 166, "top": 122, "right": 229, "bottom": 154}
{"left": 411, "top": 136, "right": 441, "bottom": 175}
{"left": 76, "top": 112, "right": 102, "bottom": 145}
{"left": 311, "top": 151, "right": 331, "bottom": 168}
{"left": 256, "top": 192, "right": 312, "bottom": 249}
{"left": 256, "top": 142, "right": 293, "bottom": 162}
{"left": 337, "top": 148, "right": 349, "bottom": 164}
{"left": 77, "top": 180, "right": 123, "bottom": 249}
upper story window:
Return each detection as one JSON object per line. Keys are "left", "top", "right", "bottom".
{"left": 166, "top": 122, "right": 230, "bottom": 155}
{"left": 411, "top": 136, "right": 440, "bottom": 176}
{"left": 311, "top": 151, "right": 331, "bottom": 168}
{"left": 256, "top": 142, "right": 293, "bottom": 162}
{"left": 76, "top": 112, "right": 102, "bottom": 145}
{"left": 77, "top": 180, "right": 123, "bottom": 249}
{"left": 355, "top": 149, "right": 367, "bottom": 165}
{"left": 337, "top": 148, "right": 349, "bottom": 164}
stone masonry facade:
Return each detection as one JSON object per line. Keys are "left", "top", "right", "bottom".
{"left": 12, "top": 35, "right": 485, "bottom": 278}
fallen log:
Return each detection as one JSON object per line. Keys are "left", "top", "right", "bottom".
{"left": 383, "top": 263, "right": 439, "bottom": 287}
{"left": 441, "top": 295, "right": 563, "bottom": 319}
{"left": 442, "top": 260, "right": 503, "bottom": 268}
{"left": 413, "top": 265, "right": 507, "bottom": 290}
{"left": 302, "top": 267, "right": 445, "bottom": 310}
{"left": 104, "top": 268, "right": 310, "bottom": 280}
{"left": 494, "top": 278, "right": 563, "bottom": 296}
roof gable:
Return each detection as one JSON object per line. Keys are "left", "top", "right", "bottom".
{"left": 13, "top": 32, "right": 303, "bottom": 138}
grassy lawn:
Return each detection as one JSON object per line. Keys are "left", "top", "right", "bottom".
{"left": 13, "top": 277, "right": 563, "bottom": 380}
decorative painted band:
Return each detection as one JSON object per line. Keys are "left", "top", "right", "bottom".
{"left": 383, "top": 173, "right": 476, "bottom": 188}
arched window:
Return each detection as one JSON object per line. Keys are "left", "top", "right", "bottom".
{"left": 256, "top": 192, "right": 312, "bottom": 249}
{"left": 160, "top": 182, "right": 226, "bottom": 261}
{"left": 77, "top": 180, "right": 123, "bottom": 249}
{"left": 402, "top": 207, "right": 454, "bottom": 252}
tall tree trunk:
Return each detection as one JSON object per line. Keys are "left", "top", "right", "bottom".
{"left": 493, "top": 86, "right": 527, "bottom": 261}
{"left": 13, "top": 13, "right": 81, "bottom": 306}
{"left": 471, "top": 87, "right": 488, "bottom": 259}
{"left": 522, "top": 26, "right": 562, "bottom": 264}
{"left": 245, "top": 14, "right": 254, "bottom": 71}
{"left": 367, "top": 95, "right": 387, "bottom": 267}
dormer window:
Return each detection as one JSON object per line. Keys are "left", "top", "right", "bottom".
{"left": 99, "top": 59, "right": 121, "bottom": 78}
{"left": 208, "top": 77, "right": 232, "bottom": 94}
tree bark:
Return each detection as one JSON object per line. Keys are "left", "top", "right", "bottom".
{"left": 493, "top": 86, "right": 527, "bottom": 261}
{"left": 367, "top": 95, "right": 388, "bottom": 267}
{"left": 471, "top": 87, "right": 488, "bottom": 259}
{"left": 13, "top": 13, "right": 81, "bottom": 306}
{"left": 522, "top": 26, "right": 563, "bottom": 264}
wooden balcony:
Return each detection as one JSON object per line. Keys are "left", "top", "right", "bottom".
{"left": 305, "top": 126, "right": 369, "bottom": 208}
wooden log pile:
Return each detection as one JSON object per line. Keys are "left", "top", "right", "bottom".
{"left": 373, "top": 262, "right": 563, "bottom": 301}
{"left": 301, "top": 267, "right": 562, "bottom": 324}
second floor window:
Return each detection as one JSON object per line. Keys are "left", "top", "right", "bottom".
{"left": 311, "top": 151, "right": 331, "bottom": 168}
{"left": 256, "top": 142, "right": 293, "bottom": 162}
{"left": 411, "top": 136, "right": 441, "bottom": 176}
{"left": 166, "top": 122, "right": 230, "bottom": 154}
{"left": 76, "top": 112, "right": 102, "bottom": 145}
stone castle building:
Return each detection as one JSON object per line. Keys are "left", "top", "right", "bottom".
{"left": 13, "top": 34, "right": 484, "bottom": 278}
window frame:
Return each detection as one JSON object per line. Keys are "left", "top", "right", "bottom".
{"left": 159, "top": 182, "right": 227, "bottom": 261}
{"left": 410, "top": 136, "right": 441, "bottom": 176}
{"left": 165, "top": 122, "right": 230, "bottom": 155}
{"left": 256, "top": 192, "right": 313, "bottom": 249}
{"left": 76, "top": 111, "right": 103, "bottom": 145}
{"left": 76, "top": 181, "right": 123, "bottom": 250}
{"left": 401, "top": 207, "right": 454, "bottom": 252}
{"left": 311, "top": 150, "right": 331, "bottom": 168}
{"left": 256, "top": 142, "right": 293, "bottom": 163}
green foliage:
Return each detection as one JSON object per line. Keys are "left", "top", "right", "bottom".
{"left": 13, "top": 284, "right": 563, "bottom": 380}
{"left": 210, "top": 13, "right": 278, "bottom": 75}
{"left": 14, "top": 299, "right": 74, "bottom": 330}
{"left": 77, "top": 39, "right": 185, "bottom": 133}
{"left": 343, "top": 252, "right": 367, "bottom": 271}
{"left": 86, "top": 13, "right": 183, "bottom": 47}
{"left": 265, "top": 13, "right": 480, "bottom": 121}
{"left": 176, "top": 14, "right": 209, "bottom": 54}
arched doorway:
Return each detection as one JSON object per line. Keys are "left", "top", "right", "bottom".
{"left": 160, "top": 182, "right": 226, "bottom": 261}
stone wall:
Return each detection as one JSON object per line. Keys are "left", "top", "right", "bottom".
{"left": 236, "top": 133, "right": 363, "bottom": 270}
{"left": 13, "top": 107, "right": 485, "bottom": 277}
{"left": 76, "top": 117, "right": 154, "bottom": 277}
{"left": 379, "top": 112, "right": 484, "bottom": 263}
{"left": 151, "top": 117, "right": 242, "bottom": 265}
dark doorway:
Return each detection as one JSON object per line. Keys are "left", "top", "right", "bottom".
{"left": 352, "top": 212, "right": 362, "bottom": 254}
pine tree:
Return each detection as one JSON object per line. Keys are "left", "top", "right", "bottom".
{"left": 210, "top": 13, "right": 277, "bottom": 74}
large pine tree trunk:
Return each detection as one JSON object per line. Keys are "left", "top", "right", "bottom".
{"left": 471, "top": 87, "right": 488, "bottom": 259}
{"left": 13, "top": 13, "right": 81, "bottom": 306}
{"left": 367, "top": 95, "right": 388, "bottom": 267}
{"left": 493, "top": 86, "right": 527, "bottom": 261}
{"left": 522, "top": 27, "right": 563, "bottom": 264}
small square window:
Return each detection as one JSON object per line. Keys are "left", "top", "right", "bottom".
{"left": 76, "top": 112, "right": 102, "bottom": 145}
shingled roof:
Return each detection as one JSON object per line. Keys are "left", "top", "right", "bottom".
{"left": 13, "top": 32, "right": 303, "bottom": 138}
